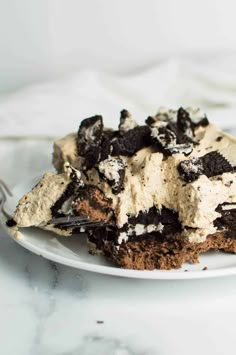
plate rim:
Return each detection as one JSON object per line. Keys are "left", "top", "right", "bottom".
{"left": 1, "top": 177, "right": 236, "bottom": 280}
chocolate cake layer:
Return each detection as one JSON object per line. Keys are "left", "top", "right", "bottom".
{"left": 89, "top": 230, "right": 236, "bottom": 270}
{"left": 72, "top": 185, "right": 113, "bottom": 222}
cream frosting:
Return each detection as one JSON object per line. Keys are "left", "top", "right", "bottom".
{"left": 18, "top": 112, "right": 236, "bottom": 244}
{"left": 53, "top": 133, "right": 81, "bottom": 173}
{"left": 14, "top": 172, "right": 71, "bottom": 230}
{"left": 88, "top": 123, "right": 236, "bottom": 242}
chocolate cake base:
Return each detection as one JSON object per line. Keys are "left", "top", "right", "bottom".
{"left": 89, "top": 231, "right": 236, "bottom": 270}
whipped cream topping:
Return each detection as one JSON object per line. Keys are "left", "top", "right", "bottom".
{"left": 50, "top": 112, "right": 236, "bottom": 243}
{"left": 94, "top": 124, "right": 236, "bottom": 242}
{"left": 14, "top": 172, "right": 70, "bottom": 228}
{"left": 53, "top": 133, "right": 79, "bottom": 173}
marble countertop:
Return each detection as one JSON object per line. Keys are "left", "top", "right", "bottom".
{"left": 1, "top": 138, "right": 236, "bottom": 355}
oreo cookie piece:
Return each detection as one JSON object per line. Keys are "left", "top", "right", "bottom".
{"left": 176, "top": 107, "right": 195, "bottom": 139}
{"left": 145, "top": 116, "right": 155, "bottom": 126}
{"left": 214, "top": 203, "right": 236, "bottom": 238}
{"left": 77, "top": 115, "right": 104, "bottom": 169}
{"left": 145, "top": 109, "right": 174, "bottom": 128}
{"left": 100, "top": 134, "right": 112, "bottom": 162}
{"left": 120, "top": 109, "right": 130, "bottom": 119}
{"left": 150, "top": 107, "right": 197, "bottom": 156}
{"left": 98, "top": 157, "right": 126, "bottom": 194}
{"left": 185, "top": 108, "right": 209, "bottom": 128}
{"left": 194, "top": 117, "right": 209, "bottom": 128}
{"left": 84, "top": 145, "right": 101, "bottom": 170}
{"left": 96, "top": 129, "right": 120, "bottom": 164}
{"left": 151, "top": 126, "right": 193, "bottom": 156}
{"left": 118, "top": 206, "right": 182, "bottom": 242}
{"left": 177, "top": 157, "right": 204, "bottom": 182}
{"left": 111, "top": 126, "right": 152, "bottom": 156}
{"left": 77, "top": 115, "right": 103, "bottom": 155}
{"left": 178, "top": 151, "right": 235, "bottom": 182}
{"left": 119, "top": 109, "right": 137, "bottom": 134}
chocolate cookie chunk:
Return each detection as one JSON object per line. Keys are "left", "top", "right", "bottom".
{"left": 78, "top": 115, "right": 103, "bottom": 145}
{"left": 77, "top": 115, "right": 103, "bottom": 155}
{"left": 111, "top": 126, "right": 151, "bottom": 156}
{"left": 176, "top": 107, "right": 195, "bottom": 139}
{"left": 100, "top": 134, "right": 112, "bottom": 162}
{"left": 98, "top": 157, "right": 126, "bottom": 194}
{"left": 118, "top": 109, "right": 138, "bottom": 135}
{"left": 214, "top": 203, "right": 236, "bottom": 238}
{"left": 145, "top": 116, "right": 156, "bottom": 126}
{"left": 178, "top": 151, "right": 235, "bottom": 182}
{"left": 84, "top": 145, "right": 101, "bottom": 170}
{"left": 150, "top": 108, "right": 197, "bottom": 156}
{"left": 151, "top": 125, "right": 193, "bottom": 156}
{"left": 194, "top": 117, "right": 209, "bottom": 128}
{"left": 127, "top": 206, "right": 182, "bottom": 237}
{"left": 77, "top": 115, "right": 104, "bottom": 169}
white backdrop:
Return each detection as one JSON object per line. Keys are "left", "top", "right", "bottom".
{"left": 1, "top": 0, "right": 236, "bottom": 91}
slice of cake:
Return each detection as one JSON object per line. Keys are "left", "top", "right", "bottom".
{"left": 8, "top": 107, "right": 236, "bottom": 270}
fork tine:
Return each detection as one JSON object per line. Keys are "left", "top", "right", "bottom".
{"left": 0, "top": 179, "right": 12, "bottom": 216}
{"left": 50, "top": 214, "right": 109, "bottom": 229}
{"left": 50, "top": 215, "right": 89, "bottom": 225}
{"left": 0, "top": 179, "right": 12, "bottom": 197}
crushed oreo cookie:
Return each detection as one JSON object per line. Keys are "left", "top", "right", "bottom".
{"left": 193, "top": 117, "right": 209, "bottom": 128}
{"left": 100, "top": 134, "right": 112, "bottom": 161}
{"left": 6, "top": 218, "right": 17, "bottom": 227}
{"left": 51, "top": 180, "right": 79, "bottom": 218}
{"left": 111, "top": 125, "right": 152, "bottom": 156}
{"left": 77, "top": 115, "right": 103, "bottom": 151}
{"left": 214, "top": 203, "right": 236, "bottom": 239}
{"left": 77, "top": 108, "right": 209, "bottom": 166}
{"left": 216, "top": 136, "right": 223, "bottom": 142}
{"left": 84, "top": 145, "right": 101, "bottom": 170}
{"left": 77, "top": 115, "right": 104, "bottom": 168}
{"left": 178, "top": 157, "right": 204, "bottom": 183}
{"left": 150, "top": 107, "right": 197, "bottom": 156}
{"left": 119, "top": 206, "right": 182, "bottom": 238}
{"left": 176, "top": 107, "right": 195, "bottom": 139}
{"left": 98, "top": 157, "right": 126, "bottom": 194}
{"left": 119, "top": 109, "right": 137, "bottom": 134}
{"left": 145, "top": 116, "right": 156, "bottom": 126}
{"left": 178, "top": 151, "right": 235, "bottom": 183}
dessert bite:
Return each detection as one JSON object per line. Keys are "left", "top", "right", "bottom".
{"left": 9, "top": 107, "right": 236, "bottom": 270}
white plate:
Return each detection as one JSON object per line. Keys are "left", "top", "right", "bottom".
{"left": 1, "top": 176, "right": 236, "bottom": 280}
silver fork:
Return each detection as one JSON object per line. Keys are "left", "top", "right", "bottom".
{"left": 0, "top": 179, "right": 109, "bottom": 229}
{"left": 0, "top": 179, "right": 13, "bottom": 219}
{"left": 49, "top": 215, "right": 109, "bottom": 229}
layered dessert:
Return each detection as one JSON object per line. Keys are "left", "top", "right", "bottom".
{"left": 8, "top": 107, "right": 236, "bottom": 270}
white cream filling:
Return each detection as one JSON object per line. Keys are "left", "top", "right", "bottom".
{"left": 98, "top": 157, "right": 124, "bottom": 188}
{"left": 221, "top": 203, "right": 236, "bottom": 210}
